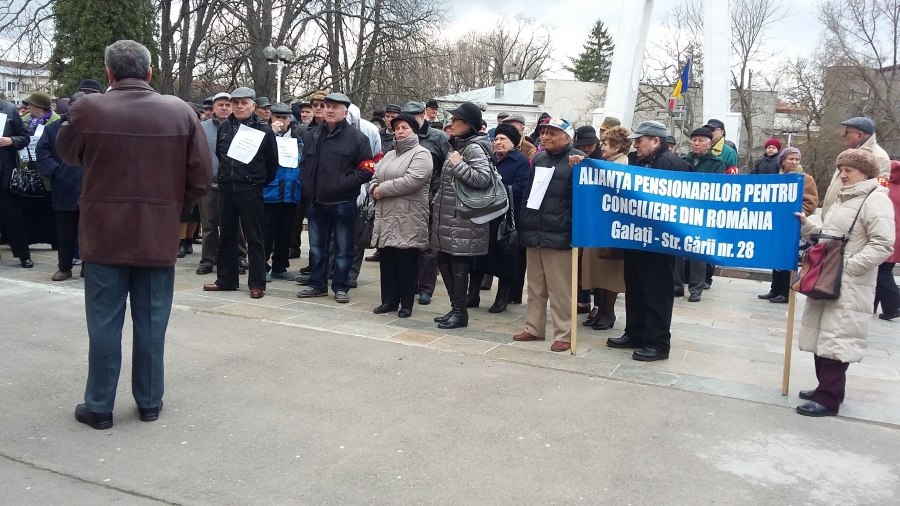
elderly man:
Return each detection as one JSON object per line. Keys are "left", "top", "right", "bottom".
{"left": 487, "top": 111, "right": 510, "bottom": 140}
{"left": 297, "top": 102, "right": 313, "bottom": 124}
{"left": 820, "top": 117, "right": 891, "bottom": 218}
{"left": 0, "top": 96, "right": 31, "bottom": 268}
{"left": 58, "top": 40, "right": 212, "bottom": 429}
{"left": 202, "top": 87, "right": 278, "bottom": 299}
{"left": 573, "top": 125, "right": 602, "bottom": 159}
{"left": 513, "top": 118, "right": 585, "bottom": 353}
{"left": 78, "top": 79, "right": 103, "bottom": 95}
{"left": 202, "top": 97, "right": 214, "bottom": 119}
{"left": 263, "top": 103, "right": 302, "bottom": 281}
{"left": 425, "top": 99, "right": 439, "bottom": 123}
{"left": 501, "top": 114, "right": 537, "bottom": 160}
{"left": 254, "top": 96, "right": 272, "bottom": 123}
{"left": 674, "top": 127, "right": 725, "bottom": 302}
{"left": 702, "top": 119, "right": 738, "bottom": 173}
{"left": 297, "top": 93, "right": 374, "bottom": 303}
{"left": 289, "top": 91, "right": 327, "bottom": 263}
{"left": 606, "top": 121, "right": 690, "bottom": 362}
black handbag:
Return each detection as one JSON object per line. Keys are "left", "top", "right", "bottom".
{"left": 496, "top": 185, "right": 518, "bottom": 255}
{"left": 355, "top": 192, "right": 376, "bottom": 248}
{"left": 10, "top": 160, "right": 46, "bottom": 198}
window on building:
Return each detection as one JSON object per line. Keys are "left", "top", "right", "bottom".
{"left": 6, "top": 82, "right": 18, "bottom": 92}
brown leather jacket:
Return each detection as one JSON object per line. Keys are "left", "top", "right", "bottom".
{"left": 58, "top": 78, "right": 212, "bottom": 267}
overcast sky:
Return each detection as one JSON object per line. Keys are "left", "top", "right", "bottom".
{"left": 445, "top": 0, "right": 822, "bottom": 80}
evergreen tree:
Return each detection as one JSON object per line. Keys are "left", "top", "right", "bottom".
{"left": 50, "top": 0, "right": 159, "bottom": 97}
{"left": 565, "top": 19, "right": 615, "bottom": 82}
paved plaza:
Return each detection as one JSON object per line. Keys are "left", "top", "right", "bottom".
{"left": 1, "top": 242, "right": 899, "bottom": 504}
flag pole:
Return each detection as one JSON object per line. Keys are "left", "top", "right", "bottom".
{"left": 571, "top": 247, "right": 579, "bottom": 355}
{"left": 781, "top": 274, "right": 798, "bottom": 396}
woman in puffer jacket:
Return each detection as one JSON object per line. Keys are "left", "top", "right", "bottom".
{"left": 793, "top": 148, "right": 895, "bottom": 417}
{"left": 430, "top": 102, "right": 493, "bottom": 330}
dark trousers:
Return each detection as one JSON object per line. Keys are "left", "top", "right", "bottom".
{"left": 308, "top": 202, "right": 356, "bottom": 293}
{"left": 875, "top": 262, "right": 900, "bottom": 313}
{"left": 417, "top": 246, "right": 438, "bottom": 296}
{"left": 624, "top": 250, "right": 676, "bottom": 352}
{"left": 380, "top": 247, "right": 420, "bottom": 309}
{"left": 289, "top": 202, "right": 308, "bottom": 252}
{"left": 264, "top": 203, "right": 297, "bottom": 274}
{"left": 508, "top": 247, "right": 527, "bottom": 303}
{"left": 55, "top": 210, "right": 79, "bottom": 272}
{"left": 675, "top": 257, "right": 706, "bottom": 295}
{"left": 200, "top": 188, "right": 247, "bottom": 268}
{"left": 0, "top": 189, "right": 31, "bottom": 260}
{"left": 216, "top": 189, "right": 266, "bottom": 290}
{"left": 770, "top": 270, "right": 793, "bottom": 297}
{"left": 706, "top": 263, "right": 715, "bottom": 285}
{"left": 812, "top": 354, "right": 849, "bottom": 412}
{"left": 83, "top": 263, "right": 174, "bottom": 413}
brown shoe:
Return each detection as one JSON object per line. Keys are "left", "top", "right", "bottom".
{"left": 250, "top": 289, "right": 264, "bottom": 299}
{"left": 550, "top": 341, "right": 571, "bottom": 352}
{"left": 52, "top": 270, "right": 72, "bottom": 281}
{"left": 203, "top": 283, "right": 223, "bottom": 291}
{"left": 513, "top": 331, "right": 545, "bottom": 341}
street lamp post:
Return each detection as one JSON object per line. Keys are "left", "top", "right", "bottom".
{"left": 262, "top": 45, "right": 293, "bottom": 103}
{"left": 783, "top": 123, "right": 799, "bottom": 147}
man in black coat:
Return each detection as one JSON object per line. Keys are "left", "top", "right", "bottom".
{"left": 202, "top": 87, "right": 278, "bottom": 299}
{"left": 607, "top": 121, "right": 690, "bottom": 362}
{"left": 0, "top": 98, "right": 32, "bottom": 267}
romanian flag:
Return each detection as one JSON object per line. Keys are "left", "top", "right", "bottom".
{"left": 672, "top": 59, "right": 691, "bottom": 98}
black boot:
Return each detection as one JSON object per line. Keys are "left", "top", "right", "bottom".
{"left": 489, "top": 285, "right": 510, "bottom": 313}
{"left": 465, "top": 272, "right": 481, "bottom": 308}
{"left": 177, "top": 239, "right": 186, "bottom": 258}
{"left": 439, "top": 305, "right": 469, "bottom": 329}
{"left": 434, "top": 261, "right": 455, "bottom": 323}
{"left": 185, "top": 239, "right": 193, "bottom": 255}
{"left": 439, "top": 262, "right": 470, "bottom": 329}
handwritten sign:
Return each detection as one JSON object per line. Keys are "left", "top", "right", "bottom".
{"left": 226, "top": 124, "right": 265, "bottom": 164}
{"left": 276, "top": 136, "right": 299, "bottom": 168}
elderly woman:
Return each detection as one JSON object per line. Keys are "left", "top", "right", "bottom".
{"left": 758, "top": 147, "right": 818, "bottom": 303}
{"left": 579, "top": 126, "right": 631, "bottom": 330}
{"left": 794, "top": 148, "right": 895, "bottom": 417}
{"left": 467, "top": 122, "right": 530, "bottom": 313}
{"left": 370, "top": 113, "right": 433, "bottom": 317}
{"left": 431, "top": 102, "right": 493, "bottom": 329}
{"left": 19, "top": 92, "right": 61, "bottom": 260}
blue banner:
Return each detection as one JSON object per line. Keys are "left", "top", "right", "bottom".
{"left": 572, "top": 159, "right": 804, "bottom": 270}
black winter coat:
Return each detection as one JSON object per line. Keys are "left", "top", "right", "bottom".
{"left": 216, "top": 113, "right": 278, "bottom": 192}
{"left": 300, "top": 119, "right": 374, "bottom": 204}
{"left": 750, "top": 153, "right": 780, "bottom": 175}
{"left": 0, "top": 99, "right": 30, "bottom": 191}
{"left": 519, "top": 144, "right": 585, "bottom": 250}
{"left": 633, "top": 143, "right": 691, "bottom": 173}
{"left": 35, "top": 118, "right": 82, "bottom": 211}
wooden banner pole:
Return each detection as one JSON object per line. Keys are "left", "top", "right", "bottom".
{"left": 781, "top": 273, "right": 798, "bottom": 396}
{"left": 571, "top": 247, "right": 579, "bottom": 355}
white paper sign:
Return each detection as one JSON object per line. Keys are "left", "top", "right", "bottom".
{"left": 526, "top": 165, "right": 554, "bottom": 210}
{"left": 226, "top": 124, "right": 265, "bottom": 164}
{"left": 19, "top": 123, "right": 44, "bottom": 161}
{"left": 0, "top": 113, "right": 7, "bottom": 135}
{"left": 275, "top": 136, "right": 299, "bottom": 168}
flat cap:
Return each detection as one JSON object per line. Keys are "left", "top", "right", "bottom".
{"left": 503, "top": 114, "right": 526, "bottom": 125}
{"left": 78, "top": 79, "right": 103, "bottom": 93}
{"left": 202, "top": 97, "right": 214, "bottom": 108}
{"left": 324, "top": 92, "right": 351, "bottom": 107}
{"left": 385, "top": 103, "right": 402, "bottom": 113}
{"left": 402, "top": 101, "right": 425, "bottom": 114}
{"left": 255, "top": 96, "right": 271, "bottom": 108}
{"left": 309, "top": 90, "right": 327, "bottom": 102}
{"left": 270, "top": 102, "right": 292, "bottom": 116}
{"left": 690, "top": 127, "right": 713, "bottom": 140}
{"left": 230, "top": 87, "right": 256, "bottom": 100}
{"left": 703, "top": 118, "right": 725, "bottom": 130}
{"left": 841, "top": 117, "right": 876, "bottom": 135}
{"left": 627, "top": 121, "right": 668, "bottom": 139}
{"left": 600, "top": 117, "right": 621, "bottom": 130}
{"left": 497, "top": 111, "right": 510, "bottom": 119}
{"left": 666, "top": 135, "right": 677, "bottom": 145}
{"left": 212, "top": 92, "right": 231, "bottom": 102}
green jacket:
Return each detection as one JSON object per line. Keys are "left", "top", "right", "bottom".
{"left": 711, "top": 138, "right": 738, "bottom": 171}
{"left": 20, "top": 112, "right": 61, "bottom": 190}
{"left": 683, "top": 150, "right": 726, "bottom": 174}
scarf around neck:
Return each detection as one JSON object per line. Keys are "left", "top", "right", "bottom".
{"left": 394, "top": 134, "right": 419, "bottom": 154}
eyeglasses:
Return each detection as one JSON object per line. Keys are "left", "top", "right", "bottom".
{"left": 313, "top": 102, "right": 326, "bottom": 108}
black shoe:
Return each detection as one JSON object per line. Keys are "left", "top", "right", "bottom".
{"left": 196, "top": 264, "right": 213, "bottom": 275}
{"left": 239, "top": 257, "right": 249, "bottom": 270}
{"left": 465, "top": 296, "right": 480, "bottom": 308}
{"left": 398, "top": 308, "right": 412, "bottom": 318}
{"left": 21, "top": 258, "right": 34, "bottom": 268}
{"left": 295, "top": 274, "right": 310, "bottom": 286}
{"left": 438, "top": 306, "right": 468, "bottom": 329}
{"left": 364, "top": 252, "right": 381, "bottom": 262}
{"left": 796, "top": 401, "right": 838, "bottom": 417}
{"left": 688, "top": 293, "right": 701, "bottom": 302}
{"left": 632, "top": 347, "right": 669, "bottom": 362}
{"left": 704, "top": 280, "right": 712, "bottom": 289}
{"left": 607, "top": 334, "right": 643, "bottom": 349}
{"left": 799, "top": 389, "right": 816, "bottom": 401}
{"left": 488, "top": 298, "right": 508, "bottom": 313}
{"left": 758, "top": 292, "right": 776, "bottom": 299}
{"left": 185, "top": 242, "right": 193, "bottom": 255}
{"left": 583, "top": 307, "right": 600, "bottom": 326}
{"left": 74, "top": 404, "right": 113, "bottom": 430}
{"left": 288, "top": 248, "right": 301, "bottom": 259}
{"left": 878, "top": 309, "right": 900, "bottom": 321}
{"left": 349, "top": 279, "right": 358, "bottom": 288}
{"left": 591, "top": 317, "right": 616, "bottom": 331}
{"left": 434, "top": 311, "right": 453, "bottom": 323}
{"left": 418, "top": 293, "right": 431, "bottom": 305}
{"left": 299, "top": 265, "right": 312, "bottom": 275}
{"left": 373, "top": 304, "right": 398, "bottom": 314}
{"left": 770, "top": 295, "right": 788, "bottom": 304}
{"left": 138, "top": 400, "right": 163, "bottom": 422}
{"left": 177, "top": 240, "right": 186, "bottom": 258}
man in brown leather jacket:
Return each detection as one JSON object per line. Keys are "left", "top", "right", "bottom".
{"left": 58, "top": 39, "right": 212, "bottom": 430}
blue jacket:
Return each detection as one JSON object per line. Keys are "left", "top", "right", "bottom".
{"left": 35, "top": 118, "right": 83, "bottom": 211}
{"left": 263, "top": 131, "right": 302, "bottom": 204}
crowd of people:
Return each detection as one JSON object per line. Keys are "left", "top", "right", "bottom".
{"left": 0, "top": 39, "right": 898, "bottom": 428}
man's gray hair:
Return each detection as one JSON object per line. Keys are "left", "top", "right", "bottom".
{"left": 104, "top": 40, "right": 151, "bottom": 81}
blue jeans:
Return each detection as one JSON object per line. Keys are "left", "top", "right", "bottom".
{"left": 83, "top": 263, "right": 174, "bottom": 413}
{"left": 307, "top": 202, "right": 356, "bottom": 293}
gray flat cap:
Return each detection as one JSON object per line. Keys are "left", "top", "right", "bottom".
{"left": 385, "top": 103, "right": 402, "bottom": 113}
{"left": 324, "top": 92, "right": 351, "bottom": 107}
{"left": 212, "top": 92, "right": 231, "bottom": 102}
{"left": 401, "top": 101, "right": 425, "bottom": 114}
{"left": 841, "top": 117, "right": 876, "bottom": 135}
{"left": 666, "top": 135, "right": 676, "bottom": 145}
{"left": 255, "top": 97, "right": 271, "bottom": 108}
{"left": 230, "top": 87, "right": 255, "bottom": 100}
{"left": 503, "top": 114, "right": 526, "bottom": 125}
{"left": 497, "top": 111, "right": 510, "bottom": 118}
{"left": 270, "top": 102, "right": 292, "bottom": 116}
{"left": 627, "top": 121, "right": 668, "bottom": 139}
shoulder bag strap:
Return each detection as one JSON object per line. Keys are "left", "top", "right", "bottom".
{"left": 845, "top": 187, "right": 877, "bottom": 238}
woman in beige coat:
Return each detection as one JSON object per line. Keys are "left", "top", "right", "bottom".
{"left": 370, "top": 113, "right": 433, "bottom": 318}
{"left": 577, "top": 126, "right": 631, "bottom": 330}
{"left": 794, "top": 148, "right": 895, "bottom": 417}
